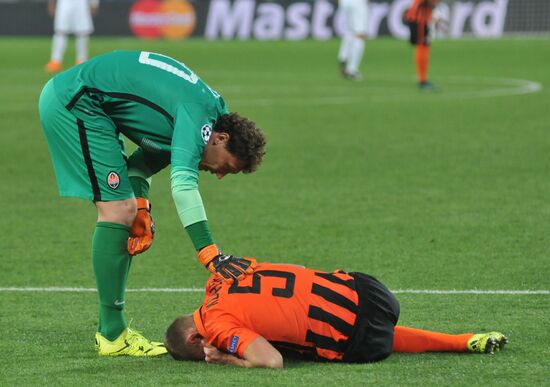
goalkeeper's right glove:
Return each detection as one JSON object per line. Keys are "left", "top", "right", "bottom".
{"left": 198, "top": 244, "right": 257, "bottom": 284}
{"left": 127, "top": 197, "right": 155, "bottom": 256}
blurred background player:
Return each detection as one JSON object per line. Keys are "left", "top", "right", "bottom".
{"left": 45, "top": 0, "right": 99, "bottom": 73}
{"left": 404, "top": 0, "right": 446, "bottom": 90}
{"left": 165, "top": 261, "right": 508, "bottom": 367}
{"left": 337, "top": 0, "right": 369, "bottom": 81}
{"left": 39, "top": 51, "right": 264, "bottom": 356}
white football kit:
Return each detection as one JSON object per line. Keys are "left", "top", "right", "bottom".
{"left": 337, "top": 0, "right": 369, "bottom": 79}
{"left": 47, "top": 0, "right": 99, "bottom": 66}
{"left": 339, "top": 0, "right": 369, "bottom": 35}
{"left": 54, "top": 0, "right": 95, "bottom": 34}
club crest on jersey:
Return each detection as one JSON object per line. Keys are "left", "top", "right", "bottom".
{"left": 201, "top": 124, "right": 212, "bottom": 144}
{"left": 107, "top": 171, "right": 120, "bottom": 190}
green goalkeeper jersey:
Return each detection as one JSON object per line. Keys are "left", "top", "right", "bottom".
{"left": 52, "top": 50, "right": 229, "bottom": 243}
{"left": 54, "top": 50, "right": 228, "bottom": 180}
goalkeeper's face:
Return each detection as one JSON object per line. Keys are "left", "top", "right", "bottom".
{"left": 199, "top": 132, "right": 244, "bottom": 180}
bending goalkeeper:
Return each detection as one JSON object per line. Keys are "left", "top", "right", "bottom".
{"left": 39, "top": 50, "right": 265, "bottom": 356}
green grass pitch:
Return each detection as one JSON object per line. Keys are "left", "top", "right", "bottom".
{"left": 0, "top": 36, "right": 549, "bottom": 385}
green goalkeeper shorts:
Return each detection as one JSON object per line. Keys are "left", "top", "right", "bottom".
{"left": 39, "top": 79, "right": 134, "bottom": 202}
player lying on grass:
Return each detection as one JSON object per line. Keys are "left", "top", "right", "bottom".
{"left": 165, "top": 262, "right": 508, "bottom": 368}
{"left": 39, "top": 50, "right": 264, "bottom": 356}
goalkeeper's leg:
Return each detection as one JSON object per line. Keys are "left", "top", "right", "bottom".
{"left": 93, "top": 199, "right": 137, "bottom": 341}
{"left": 93, "top": 199, "right": 166, "bottom": 356}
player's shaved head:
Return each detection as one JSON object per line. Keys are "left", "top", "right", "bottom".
{"left": 165, "top": 314, "right": 203, "bottom": 361}
{"left": 214, "top": 112, "right": 266, "bottom": 174}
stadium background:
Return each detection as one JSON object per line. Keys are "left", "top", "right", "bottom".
{"left": 1, "top": 0, "right": 549, "bottom": 37}
{"left": 1, "top": 0, "right": 549, "bottom": 385}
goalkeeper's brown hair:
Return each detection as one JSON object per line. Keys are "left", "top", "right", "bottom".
{"left": 165, "top": 315, "right": 200, "bottom": 361}
{"left": 214, "top": 112, "right": 266, "bottom": 174}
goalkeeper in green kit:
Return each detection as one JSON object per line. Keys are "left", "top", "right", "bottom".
{"left": 38, "top": 51, "right": 266, "bottom": 356}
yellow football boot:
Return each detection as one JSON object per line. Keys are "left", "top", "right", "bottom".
{"left": 467, "top": 332, "right": 508, "bottom": 354}
{"left": 95, "top": 328, "right": 167, "bottom": 356}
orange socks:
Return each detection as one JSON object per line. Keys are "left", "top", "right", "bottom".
{"left": 415, "top": 45, "right": 430, "bottom": 83}
{"left": 393, "top": 326, "right": 473, "bottom": 353}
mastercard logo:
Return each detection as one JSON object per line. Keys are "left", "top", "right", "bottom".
{"left": 129, "top": 0, "right": 196, "bottom": 40}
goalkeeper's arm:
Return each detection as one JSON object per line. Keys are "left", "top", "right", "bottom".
{"left": 170, "top": 173, "right": 214, "bottom": 250}
{"left": 171, "top": 170, "right": 256, "bottom": 282}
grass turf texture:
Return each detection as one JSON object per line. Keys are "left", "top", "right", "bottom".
{"left": 1, "top": 37, "right": 549, "bottom": 385}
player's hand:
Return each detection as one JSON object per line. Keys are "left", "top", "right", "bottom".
{"left": 127, "top": 197, "right": 155, "bottom": 256}
{"left": 202, "top": 340, "right": 225, "bottom": 364}
{"left": 198, "top": 244, "right": 257, "bottom": 284}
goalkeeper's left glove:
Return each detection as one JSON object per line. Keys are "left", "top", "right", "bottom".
{"left": 127, "top": 197, "right": 155, "bottom": 256}
{"left": 198, "top": 244, "right": 257, "bottom": 284}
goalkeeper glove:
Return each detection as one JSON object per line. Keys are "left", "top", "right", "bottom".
{"left": 127, "top": 197, "right": 155, "bottom": 256}
{"left": 198, "top": 244, "right": 257, "bottom": 284}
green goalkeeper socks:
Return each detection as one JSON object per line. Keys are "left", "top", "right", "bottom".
{"left": 92, "top": 222, "right": 131, "bottom": 341}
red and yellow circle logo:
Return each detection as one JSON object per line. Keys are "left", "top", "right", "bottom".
{"left": 129, "top": 0, "right": 196, "bottom": 40}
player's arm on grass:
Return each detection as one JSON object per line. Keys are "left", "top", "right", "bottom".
{"left": 202, "top": 314, "right": 281, "bottom": 368}
{"left": 203, "top": 337, "right": 283, "bottom": 368}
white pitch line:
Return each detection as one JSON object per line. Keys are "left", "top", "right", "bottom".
{"left": 392, "top": 289, "right": 550, "bottom": 295}
{"left": 225, "top": 75, "right": 543, "bottom": 106}
{"left": 0, "top": 287, "right": 203, "bottom": 293}
{"left": 0, "top": 287, "right": 548, "bottom": 295}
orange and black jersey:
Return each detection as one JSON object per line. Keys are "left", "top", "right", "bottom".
{"left": 405, "top": 0, "right": 438, "bottom": 25}
{"left": 193, "top": 263, "right": 360, "bottom": 361}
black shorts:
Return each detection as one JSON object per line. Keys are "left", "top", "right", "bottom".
{"left": 343, "top": 273, "right": 400, "bottom": 363}
{"left": 408, "top": 21, "right": 430, "bottom": 46}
